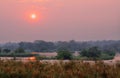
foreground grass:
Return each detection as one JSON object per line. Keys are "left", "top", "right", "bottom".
{"left": 0, "top": 60, "right": 120, "bottom": 78}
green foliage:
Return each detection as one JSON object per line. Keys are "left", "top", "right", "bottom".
{"left": 100, "top": 53, "right": 114, "bottom": 60}
{"left": 0, "top": 48, "right": 37, "bottom": 57}
{"left": 103, "top": 50, "right": 116, "bottom": 56}
{"left": 57, "top": 49, "right": 73, "bottom": 60}
{"left": 88, "top": 47, "right": 101, "bottom": 58}
{"left": 0, "top": 53, "right": 37, "bottom": 57}
{"left": 3, "top": 49, "right": 11, "bottom": 53}
{"left": 81, "top": 47, "right": 101, "bottom": 59}
{"left": 1, "top": 40, "right": 120, "bottom": 52}
{"left": 80, "top": 47, "right": 116, "bottom": 60}
{"left": 14, "top": 48, "right": 25, "bottom": 53}
{"left": 80, "top": 49, "right": 89, "bottom": 57}
{"left": 0, "top": 48, "right": 2, "bottom": 53}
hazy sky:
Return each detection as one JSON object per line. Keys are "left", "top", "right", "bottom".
{"left": 0, "top": 0, "right": 120, "bottom": 42}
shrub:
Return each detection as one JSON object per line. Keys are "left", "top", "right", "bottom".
{"left": 57, "top": 49, "right": 73, "bottom": 60}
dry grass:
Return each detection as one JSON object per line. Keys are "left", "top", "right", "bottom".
{"left": 0, "top": 60, "right": 120, "bottom": 78}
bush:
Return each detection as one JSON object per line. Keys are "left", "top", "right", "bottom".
{"left": 14, "top": 48, "right": 25, "bottom": 53}
{"left": 80, "top": 47, "right": 101, "bottom": 59}
{"left": 57, "top": 49, "right": 73, "bottom": 60}
{"left": 100, "top": 53, "right": 114, "bottom": 60}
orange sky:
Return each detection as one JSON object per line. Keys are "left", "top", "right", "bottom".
{"left": 0, "top": 0, "right": 120, "bottom": 42}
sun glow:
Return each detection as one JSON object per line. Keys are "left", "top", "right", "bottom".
{"left": 24, "top": 10, "right": 42, "bottom": 23}
{"left": 31, "top": 14, "right": 37, "bottom": 19}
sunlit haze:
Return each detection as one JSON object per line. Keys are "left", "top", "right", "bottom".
{"left": 31, "top": 14, "right": 36, "bottom": 19}
{"left": 0, "top": 0, "right": 120, "bottom": 43}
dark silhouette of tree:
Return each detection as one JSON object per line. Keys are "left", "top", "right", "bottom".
{"left": 0, "top": 48, "right": 2, "bottom": 53}
{"left": 81, "top": 47, "right": 101, "bottom": 59}
{"left": 0, "top": 40, "right": 119, "bottom": 53}
{"left": 57, "top": 48, "right": 73, "bottom": 60}
{"left": 14, "top": 48, "right": 25, "bottom": 53}
{"left": 3, "top": 49, "right": 11, "bottom": 53}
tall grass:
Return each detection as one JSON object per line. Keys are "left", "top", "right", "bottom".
{"left": 0, "top": 60, "right": 120, "bottom": 78}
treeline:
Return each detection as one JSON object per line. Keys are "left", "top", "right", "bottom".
{"left": 0, "top": 40, "right": 120, "bottom": 52}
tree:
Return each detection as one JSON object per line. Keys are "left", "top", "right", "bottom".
{"left": 103, "top": 50, "right": 115, "bottom": 56}
{"left": 0, "top": 48, "right": 2, "bottom": 53}
{"left": 3, "top": 49, "right": 11, "bottom": 53}
{"left": 80, "top": 49, "right": 89, "bottom": 57}
{"left": 57, "top": 49, "right": 73, "bottom": 60}
{"left": 81, "top": 47, "right": 101, "bottom": 59}
{"left": 14, "top": 48, "right": 25, "bottom": 53}
{"left": 88, "top": 47, "right": 101, "bottom": 58}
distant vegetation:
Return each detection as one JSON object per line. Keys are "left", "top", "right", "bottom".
{"left": 80, "top": 47, "right": 115, "bottom": 60}
{"left": 0, "top": 40, "right": 119, "bottom": 77}
{"left": 0, "top": 40, "right": 120, "bottom": 52}
{"left": 56, "top": 48, "right": 73, "bottom": 60}
{"left": 0, "top": 48, "right": 37, "bottom": 58}
{"left": 0, "top": 60, "right": 120, "bottom": 78}
{"left": 0, "top": 40, "right": 119, "bottom": 60}
{"left": 80, "top": 47, "right": 101, "bottom": 59}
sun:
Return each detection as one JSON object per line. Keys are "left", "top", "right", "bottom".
{"left": 31, "top": 14, "right": 37, "bottom": 19}
{"left": 24, "top": 11, "right": 42, "bottom": 23}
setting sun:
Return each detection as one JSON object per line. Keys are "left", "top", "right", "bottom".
{"left": 25, "top": 12, "right": 41, "bottom": 23}
{"left": 31, "top": 14, "right": 37, "bottom": 19}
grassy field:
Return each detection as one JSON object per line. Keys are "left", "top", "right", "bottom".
{"left": 0, "top": 60, "right": 120, "bottom": 78}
